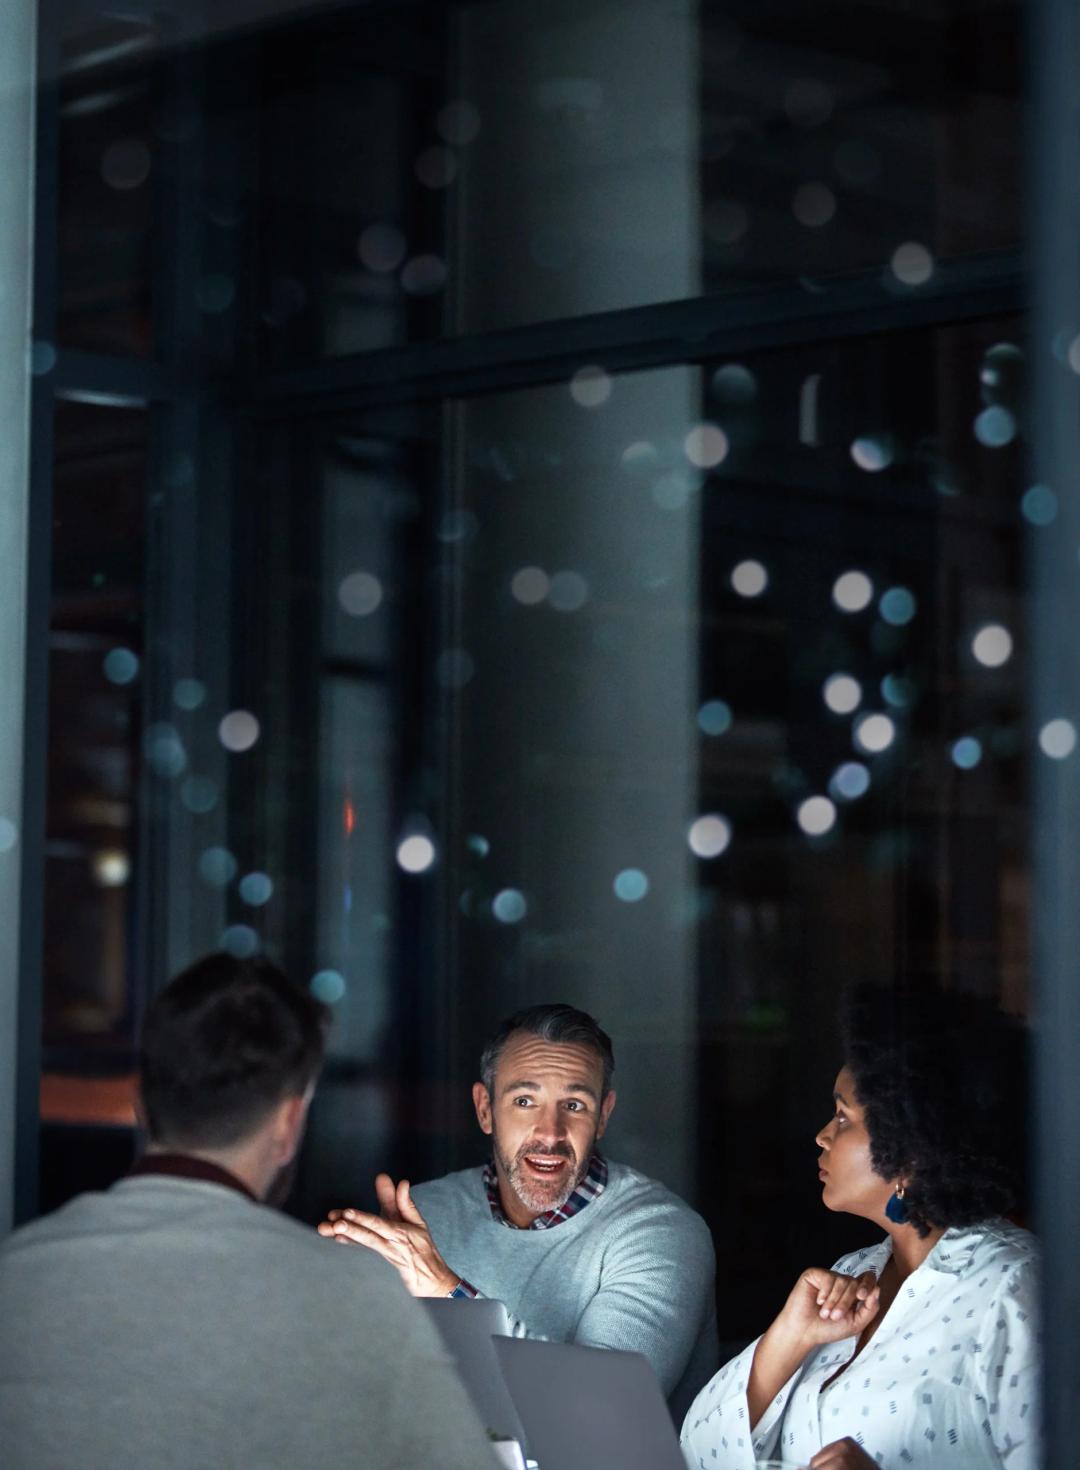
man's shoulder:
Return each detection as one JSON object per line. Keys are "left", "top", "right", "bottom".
{"left": 591, "top": 1162, "right": 714, "bottom": 1245}
{"left": 411, "top": 1165, "right": 485, "bottom": 1202}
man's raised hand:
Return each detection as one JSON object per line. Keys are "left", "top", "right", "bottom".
{"left": 318, "top": 1177, "right": 460, "bottom": 1298}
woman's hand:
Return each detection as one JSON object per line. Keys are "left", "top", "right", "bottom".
{"left": 810, "top": 1436, "right": 878, "bottom": 1468}
{"left": 747, "top": 1268, "right": 879, "bottom": 1429}
{"left": 775, "top": 1266, "right": 881, "bottom": 1348}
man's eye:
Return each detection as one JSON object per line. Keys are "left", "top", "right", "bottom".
{"left": 565, "top": 1100, "right": 584, "bottom": 1112}
{"left": 513, "top": 1097, "right": 533, "bottom": 1107}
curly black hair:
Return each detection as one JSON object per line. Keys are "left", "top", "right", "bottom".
{"left": 841, "top": 984, "right": 1028, "bottom": 1237}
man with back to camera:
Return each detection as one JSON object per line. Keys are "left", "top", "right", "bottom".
{"left": 0, "top": 953, "right": 499, "bottom": 1470}
{"left": 321, "top": 1002, "right": 719, "bottom": 1421}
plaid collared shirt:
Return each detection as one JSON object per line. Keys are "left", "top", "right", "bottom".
{"left": 449, "top": 1154, "right": 608, "bottom": 1299}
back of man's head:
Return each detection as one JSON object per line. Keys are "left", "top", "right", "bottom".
{"left": 139, "top": 952, "right": 329, "bottom": 1151}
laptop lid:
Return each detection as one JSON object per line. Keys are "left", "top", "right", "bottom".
{"left": 492, "top": 1336, "right": 686, "bottom": 1470}
{"left": 421, "top": 1299, "right": 528, "bottom": 1449}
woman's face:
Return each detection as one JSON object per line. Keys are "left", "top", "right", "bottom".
{"left": 815, "top": 1065, "right": 896, "bottom": 1223}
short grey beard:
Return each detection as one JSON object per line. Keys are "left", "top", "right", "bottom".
{"left": 494, "top": 1133, "right": 593, "bottom": 1217}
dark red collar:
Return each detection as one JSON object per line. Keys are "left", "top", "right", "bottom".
{"left": 128, "top": 1152, "right": 259, "bottom": 1204}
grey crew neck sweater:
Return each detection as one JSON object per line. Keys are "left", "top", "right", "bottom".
{"left": 413, "top": 1159, "right": 717, "bottom": 1423}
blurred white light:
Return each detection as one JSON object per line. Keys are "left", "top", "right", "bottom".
{"left": 511, "top": 567, "right": 550, "bottom": 605}
{"left": 829, "top": 762, "right": 870, "bottom": 801}
{"left": 310, "top": 970, "right": 347, "bottom": 1005}
{"left": 891, "top": 241, "right": 934, "bottom": 285}
{"left": 91, "top": 849, "right": 130, "bottom": 887}
{"left": 239, "top": 872, "right": 274, "bottom": 907}
{"left": 493, "top": 888, "right": 527, "bottom": 923}
{"left": 219, "top": 710, "right": 260, "bottom": 753}
{"left": 823, "top": 674, "right": 862, "bottom": 715}
{"left": 613, "top": 868, "right": 649, "bottom": 902}
{"left": 688, "top": 814, "right": 732, "bottom": 858}
{"left": 548, "top": 570, "right": 589, "bottom": 612}
{"left": 971, "top": 624, "right": 1013, "bottom": 669}
{"left": 1039, "top": 719, "right": 1077, "bottom": 760}
{"left": 792, "top": 182, "right": 836, "bottom": 228}
{"left": 731, "top": 560, "right": 768, "bottom": 598}
{"left": 569, "top": 366, "right": 612, "bottom": 408}
{"left": 833, "top": 570, "right": 874, "bottom": 612}
{"left": 338, "top": 571, "right": 383, "bottom": 617}
{"left": 0, "top": 817, "right": 17, "bottom": 854}
{"left": 397, "top": 835, "right": 436, "bottom": 873}
{"left": 797, "top": 796, "right": 837, "bottom": 836}
{"left": 684, "top": 423, "right": 729, "bottom": 468}
{"left": 850, "top": 436, "right": 894, "bottom": 472}
{"left": 854, "top": 712, "right": 896, "bottom": 754}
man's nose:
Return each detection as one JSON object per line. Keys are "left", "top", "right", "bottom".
{"left": 531, "top": 1106, "right": 567, "bottom": 1142}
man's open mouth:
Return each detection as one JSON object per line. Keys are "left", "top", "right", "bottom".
{"left": 523, "top": 1155, "right": 569, "bottom": 1175}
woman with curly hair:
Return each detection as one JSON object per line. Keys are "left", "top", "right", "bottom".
{"left": 681, "top": 985, "right": 1037, "bottom": 1470}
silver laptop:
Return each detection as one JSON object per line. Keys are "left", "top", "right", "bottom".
{"left": 421, "top": 1298, "right": 529, "bottom": 1449}
{"left": 492, "top": 1336, "right": 686, "bottom": 1470}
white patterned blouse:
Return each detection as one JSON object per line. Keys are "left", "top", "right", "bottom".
{"left": 681, "top": 1218, "right": 1038, "bottom": 1470}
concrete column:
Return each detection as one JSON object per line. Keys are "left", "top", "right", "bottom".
{"left": 0, "top": 0, "right": 38, "bottom": 1236}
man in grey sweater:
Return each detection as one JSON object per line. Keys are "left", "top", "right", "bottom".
{"left": 0, "top": 954, "right": 497, "bottom": 1470}
{"left": 322, "top": 1003, "right": 718, "bottom": 1422}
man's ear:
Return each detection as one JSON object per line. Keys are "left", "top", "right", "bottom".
{"left": 595, "top": 1089, "right": 617, "bottom": 1140}
{"left": 472, "top": 1081, "right": 494, "bottom": 1136}
{"left": 273, "top": 1090, "right": 312, "bottom": 1166}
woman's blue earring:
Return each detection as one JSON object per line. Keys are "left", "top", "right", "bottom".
{"left": 885, "top": 1184, "right": 909, "bottom": 1224}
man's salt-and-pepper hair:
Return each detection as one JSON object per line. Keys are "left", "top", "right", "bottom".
{"left": 479, "top": 1003, "right": 615, "bottom": 1097}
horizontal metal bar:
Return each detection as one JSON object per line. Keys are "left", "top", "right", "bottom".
{"left": 243, "top": 252, "right": 1025, "bottom": 417}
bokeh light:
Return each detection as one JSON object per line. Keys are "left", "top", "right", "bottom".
{"left": 832, "top": 570, "right": 874, "bottom": 612}
{"left": 797, "top": 796, "right": 837, "bottom": 836}
{"left": 854, "top": 712, "right": 896, "bottom": 754}
{"left": 710, "top": 364, "right": 757, "bottom": 404}
{"left": 103, "top": 648, "right": 139, "bottom": 685}
{"left": 437, "top": 99, "right": 481, "bottom": 145}
{"left": 613, "top": 869, "right": 649, "bottom": 902}
{"left": 1021, "top": 484, "right": 1058, "bottom": 526}
{"left": 239, "top": 872, "right": 274, "bottom": 906}
{"left": 1039, "top": 719, "right": 1077, "bottom": 760}
{"left": 511, "top": 567, "right": 550, "bottom": 605}
{"left": 358, "top": 224, "right": 407, "bottom": 273}
{"left": 688, "top": 814, "right": 732, "bottom": 858}
{"left": 0, "top": 818, "right": 17, "bottom": 854}
{"left": 493, "top": 889, "right": 528, "bottom": 923}
{"left": 890, "top": 241, "right": 934, "bottom": 285}
{"left": 219, "top": 710, "right": 260, "bottom": 752}
{"left": 198, "top": 847, "right": 237, "bottom": 887}
{"left": 850, "top": 436, "right": 894, "bottom": 472}
{"left": 697, "top": 699, "right": 733, "bottom": 736}
{"left": 879, "top": 587, "right": 916, "bottom": 626}
{"left": 436, "top": 649, "right": 475, "bottom": 690}
{"left": 569, "top": 366, "right": 612, "bottom": 407}
{"left": 222, "top": 925, "right": 259, "bottom": 958}
{"left": 91, "top": 849, "right": 130, "bottom": 887}
{"left": 548, "top": 570, "right": 589, "bottom": 611}
{"left": 974, "top": 406, "right": 1017, "bottom": 448}
{"left": 401, "top": 255, "right": 447, "bottom": 294}
{"left": 823, "top": 674, "right": 862, "bottom": 715}
{"left": 310, "top": 970, "right": 347, "bottom": 1005}
{"left": 338, "top": 571, "right": 383, "bottom": 617}
{"left": 180, "top": 776, "right": 218, "bottom": 814}
{"left": 792, "top": 182, "right": 836, "bottom": 228}
{"left": 173, "top": 678, "right": 207, "bottom": 710}
{"left": 971, "top": 624, "right": 1013, "bottom": 669}
{"left": 101, "top": 138, "right": 151, "bottom": 191}
{"left": 731, "top": 560, "right": 768, "bottom": 598}
{"left": 144, "top": 723, "right": 186, "bottom": 778}
{"left": 829, "top": 762, "right": 870, "bottom": 801}
{"left": 684, "top": 423, "right": 729, "bottom": 468}
{"left": 951, "top": 737, "right": 983, "bottom": 770}
{"left": 397, "top": 835, "right": 436, "bottom": 873}
{"left": 415, "top": 147, "right": 458, "bottom": 189}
